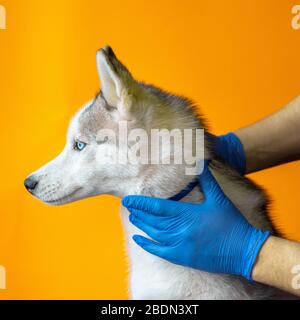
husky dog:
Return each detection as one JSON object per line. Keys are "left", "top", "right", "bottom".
{"left": 25, "top": 46, "right": 282, "bottom": 300}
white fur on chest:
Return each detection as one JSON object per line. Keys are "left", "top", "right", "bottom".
{"left": 120, "top": 206, "right": 259, "bottom": 300}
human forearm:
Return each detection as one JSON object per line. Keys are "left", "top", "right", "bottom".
{"left": 252, "top": 236, "right": 300, "bottom": 297}
{"left": 235, "top": 96, "right": 300, "bottom": 173}
{"left": 124, "top": 162, "right": 300, "bottom": 297}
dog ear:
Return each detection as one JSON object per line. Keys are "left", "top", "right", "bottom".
{"left": 96, "top": 46, "right": 134, "bottom": 117}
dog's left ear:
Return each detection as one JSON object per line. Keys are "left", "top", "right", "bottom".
{"left": 96, "top": 46, "right": 134, "bottom": 118}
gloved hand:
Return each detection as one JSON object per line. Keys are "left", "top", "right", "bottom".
{"left": 213, "top": 132, "right": 246, "bottom": 174}
{"left": 122, "top": 162, "right": 270, "bottom": 281}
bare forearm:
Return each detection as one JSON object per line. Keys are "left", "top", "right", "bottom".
{"left": 235, "top": 96, "right": 300, "bottom": 173}
{"left": 252, "top": 236, "right": 300, "bottom": 297}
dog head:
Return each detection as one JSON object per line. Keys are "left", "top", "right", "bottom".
{"left": 25, "top": 46, "right": 202, "bottom": 205}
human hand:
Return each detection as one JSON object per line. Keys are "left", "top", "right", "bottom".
{"left": 122, "top": 162, "right": 270, "bottom": 280}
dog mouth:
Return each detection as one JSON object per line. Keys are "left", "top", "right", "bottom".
{"left": 43, "top": 187, "right": 83, "bottom": 205}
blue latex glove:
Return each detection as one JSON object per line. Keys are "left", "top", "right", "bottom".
{"left": 122, "top": 162, "right": 270, "bottom": 281}
{"left": 214, "top": 132, "right": 246, "bottom": 174}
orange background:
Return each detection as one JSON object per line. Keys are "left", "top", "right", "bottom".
{"left": 0, "top": 0, "right": 299, "bottom": 299}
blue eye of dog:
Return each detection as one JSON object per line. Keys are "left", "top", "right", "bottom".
{"left": 74, "top": 140, "right": 87, "bottom": 151}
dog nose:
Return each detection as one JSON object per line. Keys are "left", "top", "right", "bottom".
{"left": 24, "top": 176, "right": 38, "bottom": 192}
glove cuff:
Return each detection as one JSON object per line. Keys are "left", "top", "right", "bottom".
{"left": 217, "top": 132, "right": 247, "bottom": 174}
{"left": 242, "top": 228, "right": 271, "bottom": 282}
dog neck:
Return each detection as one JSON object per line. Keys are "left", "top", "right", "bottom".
{"left": 113, "top": 162, "right": 204, "bottom": 203}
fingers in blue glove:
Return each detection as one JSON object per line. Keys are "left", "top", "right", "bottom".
{"left": 129, "top": 209, "right": 170, "bottom": 229}
{"left": 130, "top": 214, "right": 163, "bottom": 242}
{"left": 130, "top": 213, "right": 179, "bottom": 245}
{"left": 122, "top": 195, "right": 179, "bottom": 216}
{"left": 132, "top": 235, "right": 169, "bottom": 259}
